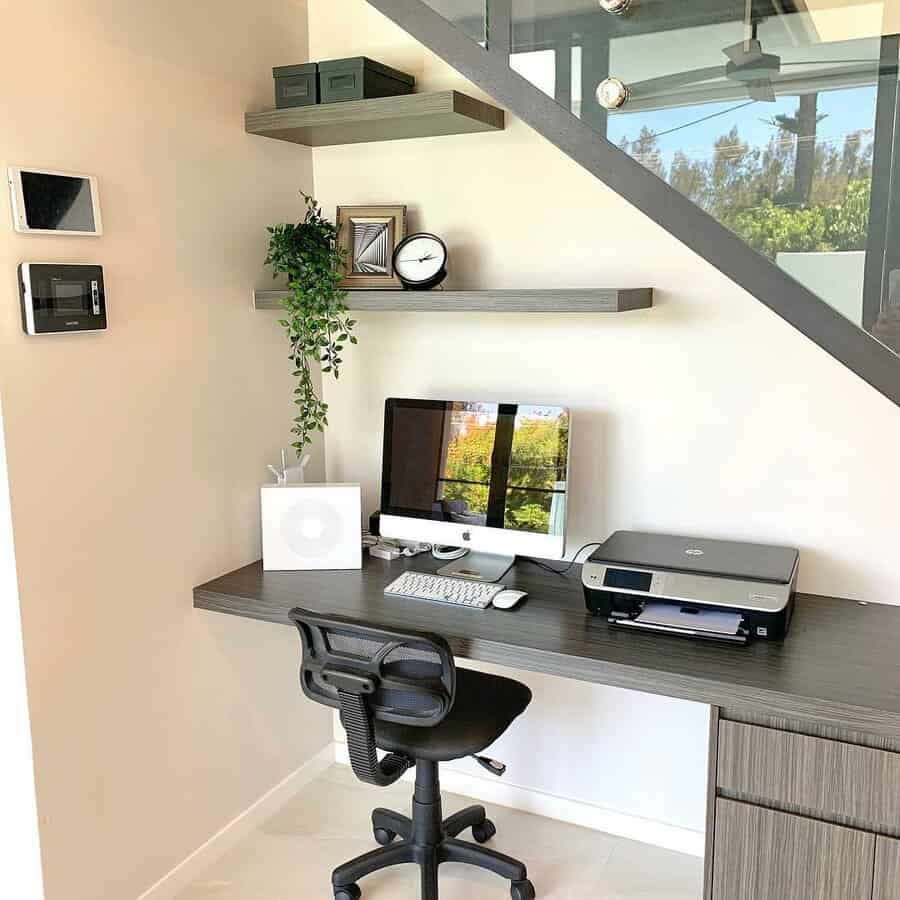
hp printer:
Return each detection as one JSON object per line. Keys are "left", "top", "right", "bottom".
{"left": 583, "top": 531, "right": 799, "bottom": 645}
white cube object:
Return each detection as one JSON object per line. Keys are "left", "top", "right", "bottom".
{"left": 261, "top": 483, "right": 362, "bottom": 571}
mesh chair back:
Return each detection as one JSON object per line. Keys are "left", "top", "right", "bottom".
{"left": 289, "top": 607, "right": 456, "bottom": 785}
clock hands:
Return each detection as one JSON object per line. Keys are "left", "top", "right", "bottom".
{"left": 399, "top": 253, "right": 438, "bottom": 264}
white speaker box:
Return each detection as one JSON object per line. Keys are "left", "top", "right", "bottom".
{"left": 261, "top": 483, "right": 362, "bottom": 571}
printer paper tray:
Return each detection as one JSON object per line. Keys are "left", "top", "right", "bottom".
{"left": 608, "top": 617, "right": 750, "bottom": 645}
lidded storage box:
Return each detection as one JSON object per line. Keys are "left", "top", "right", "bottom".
{"left": 318, "top": 57, "right": 415, "bottom": 103}
{"left": 273, "top": 63, "right": 319, "bottom": 109}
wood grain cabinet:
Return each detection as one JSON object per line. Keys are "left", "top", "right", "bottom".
{"left": 712, "top": 799, "right": 875, "bottom": 900}
{"left": 717, "top": 721, "right": 900, "bottom": 834}
{"left": 710, "top": 716, "right": 900, "bottom": 900}
{"left": 874, "top": 836, "right": 900, "bottom": 900}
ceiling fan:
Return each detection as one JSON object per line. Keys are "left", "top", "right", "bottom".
{"left": 596, "top": 8, "right": 876, "bottom": 110}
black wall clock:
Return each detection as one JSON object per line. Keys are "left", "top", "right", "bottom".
{"left": 392, "top": 233, "right": 448, "bottom": 291}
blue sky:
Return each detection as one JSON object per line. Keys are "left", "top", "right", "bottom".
{"left": 606, "top": 85, "right": 878, "bottom": 170}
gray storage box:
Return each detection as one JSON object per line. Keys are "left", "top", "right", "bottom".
{"left": 273, "top": 63, "right": 319, "bottom": 109}
{"left": 318, "top": 57, "right": 415, "bottom": 104}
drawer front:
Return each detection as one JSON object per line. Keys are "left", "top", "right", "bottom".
{"left": 718, "top": 720, "right": 900, "bottom": 833}
{"left": 322, "top": 70, "right": 361, "bottom": 102}
{"left": 874, "top": 836, "right": 900, "bottom": 900}
{"left": 275, "top": 73, "right": 318, "bottom": 108}
{"left": 320, "top": 69, "right": 415, "bottom": 104}
{"left": 713, "top": 799, "right": 874, "bottom": 900}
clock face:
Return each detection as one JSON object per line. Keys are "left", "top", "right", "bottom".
{"left": 393, "top": 234, "right": 447, "bottom": 286}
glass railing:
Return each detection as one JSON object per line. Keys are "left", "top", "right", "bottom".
{"left": 421, "top": 0, "right": 486, "bottom": 44}
{"left": 425, "top": 0, "right": 900, "bottom": 357}
{"left": 509, "top": 0, "right": 900, "bottom": 353}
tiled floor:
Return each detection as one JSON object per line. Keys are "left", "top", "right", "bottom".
{"left": 175, "top": 765, "right": 703, "bottom": 900}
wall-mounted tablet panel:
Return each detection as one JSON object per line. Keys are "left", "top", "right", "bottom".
{"left": 8, "top": 167, "right": 103, "bottom": 236}
{"left": 18, "top": 264, "right": 107, "bottom": 335}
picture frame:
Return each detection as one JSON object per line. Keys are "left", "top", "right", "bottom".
{"left": 336, "top": 205, "right": 407, "bottom": 290}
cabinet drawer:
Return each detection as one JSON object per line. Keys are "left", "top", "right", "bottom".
{"left": 718, "top": 720, "right": 900, "bottom": 833}
{"left": 712, "top": 799, "right": 874, "bottom": 900}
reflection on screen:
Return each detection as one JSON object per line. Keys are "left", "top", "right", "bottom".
{"left": 384, "top": 400, "right": 569, "bottom": 535}
{"left": 21, "top": 172, "right": 96, "bottom": 232}
{"left": 50, "top": 282, "right": 87, "bottom": 317}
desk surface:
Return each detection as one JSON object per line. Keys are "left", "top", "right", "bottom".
{"left": 195, "top": 555, "right": 900, "bottom": 740}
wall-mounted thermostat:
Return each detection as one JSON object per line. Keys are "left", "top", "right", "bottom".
{"left": 8, "top": 167, "right": 103, "bottom": 236}
{"left": 18, "top": 263, "right": 107, "bottom": 335}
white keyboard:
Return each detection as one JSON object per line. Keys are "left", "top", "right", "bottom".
{"left": 384, "top": 571, "right": 505, "bottom": 609}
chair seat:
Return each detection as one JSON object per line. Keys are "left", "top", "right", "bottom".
{"left": 374, "top": 668, "right": 532, "bottom": 762}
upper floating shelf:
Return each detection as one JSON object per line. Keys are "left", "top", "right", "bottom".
{"left": 254, "top": 289, "right": 653, "bottom": 313}
{"left": 245, "top": 90, "right": 505, "bottom": 147}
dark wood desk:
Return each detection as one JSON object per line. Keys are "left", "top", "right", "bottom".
{"left": 195, "top": 554, "right": 900, "bottom": 739}
{"left": 195, "top": 555, "right": 900, "bottom": 900}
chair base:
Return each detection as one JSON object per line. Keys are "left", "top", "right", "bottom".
{"left": 332, "top": 761, "right": 535, "bottom": 900}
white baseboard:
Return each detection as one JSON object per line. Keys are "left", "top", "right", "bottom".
{"left": 136, "top": 745, "right": 336, "bottom": 900}
{"left": 334, "top": 743, "right": 704, "bottom": 858}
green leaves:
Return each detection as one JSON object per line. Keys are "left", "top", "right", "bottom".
{"left": 265, "top": 192, "right": 357, "bottom": 456}
{"left": 724, "top": 179, "right": 871, "bottom": 258}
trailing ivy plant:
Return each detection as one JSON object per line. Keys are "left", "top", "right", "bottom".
{"left": 265, "top": 193, "right": 357, "bottom": 455}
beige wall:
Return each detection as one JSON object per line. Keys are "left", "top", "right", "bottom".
{"left": 310, "top": 0, "right": 900, "bottom": 833}
{"left": 0, "top": 2, "right": 331, "bottom": 898}
{"left": 889, "top": 0, "right": 900, "bottom": 31}
{"left": 803, "top": 1, "right": 899, "bottom": 40}
{"left": 0, "top": 395, "right": 45, "bottom": 897}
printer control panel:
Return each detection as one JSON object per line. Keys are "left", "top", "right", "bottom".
{"left": 584, "top": 565, "right": 667, "bottom": 597}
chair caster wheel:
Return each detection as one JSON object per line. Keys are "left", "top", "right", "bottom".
{"left": 373, "top": 827, "right": 395, "bottom": 846}
{"left": 334, "top": 884, "right": 361, "bottom": 900}
{"left": 510, "top": 879, "right": 535, "bottom": 900}
{"left": 472, "top": 819, "right": 496, "bottom": 843}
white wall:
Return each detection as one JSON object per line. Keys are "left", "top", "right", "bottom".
{"left": 0, "top": 395, "right": 45, "bottom": 899}
{"left": 0, "top": 2, "right": 332, "bottom": 898}
{"left": 310, "top": 0, "right": 900, "bottom": 838}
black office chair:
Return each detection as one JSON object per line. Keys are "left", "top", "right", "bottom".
{"left": 289, "top": 607, "right": 535, "bottom": 900}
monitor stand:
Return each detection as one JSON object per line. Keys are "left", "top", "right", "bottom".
{"left": 437, "top": 552, "right": 515, "bottom": 583}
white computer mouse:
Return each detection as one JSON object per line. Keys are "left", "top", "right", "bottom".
{"left": 491, "top": 589, "right": 528, "bottom": 610}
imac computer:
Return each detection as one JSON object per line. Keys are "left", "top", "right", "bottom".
{"left": 380, "top": 398, "right": 571, "bottom": 582}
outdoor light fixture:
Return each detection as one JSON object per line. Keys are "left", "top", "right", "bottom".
{"left": 598, "top": 0, "right": 632, "bottom": 14}
{"left": 596, "top": 77, "right": 629, "bottom": 110}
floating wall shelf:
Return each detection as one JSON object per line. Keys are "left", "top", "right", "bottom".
{"left": 245, "top": 90, "right": 505, "bottom": 147}
{"left": 254, "top": 288, "right": 653, "bottom": 313}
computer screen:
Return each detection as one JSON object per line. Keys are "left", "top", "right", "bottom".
{"left": 381, "top": 399, "right": 570, "bottom": 538}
